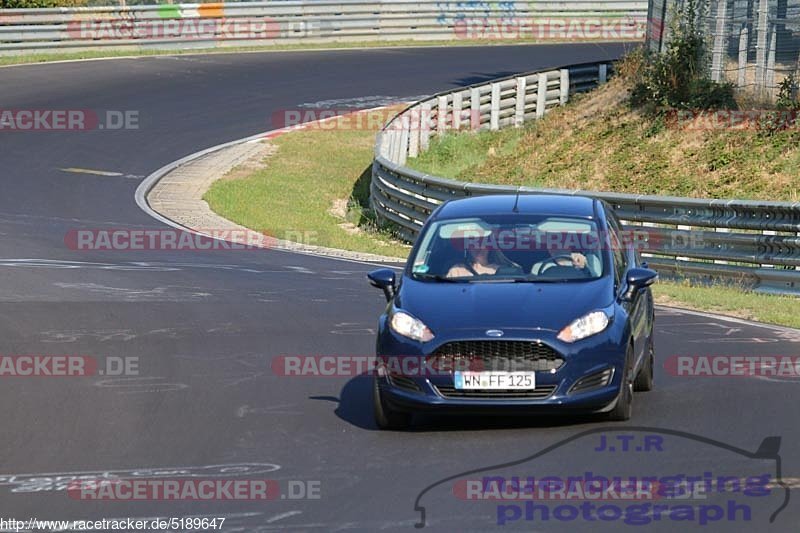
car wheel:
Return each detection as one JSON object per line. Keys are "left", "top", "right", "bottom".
{"left": 634, "top": 335, "right": 655, "bottom": 392}
{"left": 373, "top": 377, "right": 412, "bottom": 430}
{"left": 607, "top": 346, "right": 633, "bottom": 422}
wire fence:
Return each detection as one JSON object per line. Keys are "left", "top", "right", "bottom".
{"left": 648, "top": 0, "right": 800, "bottom": 97}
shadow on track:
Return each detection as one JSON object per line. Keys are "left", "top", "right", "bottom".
{"left": 316, "top": 374, "right": 607, "bottom": 432}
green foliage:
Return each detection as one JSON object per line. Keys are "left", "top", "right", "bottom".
{"left": 776, "top": 74, "right": 800, "bottom": 111}
{"left": 629, "top": 0, "right": 736, "bottom": 112}
{"left": 755, "top": 74, "right": 799, "bottom": 135}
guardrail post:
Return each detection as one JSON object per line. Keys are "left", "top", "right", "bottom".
{"left": 380, "top": 132, "right": 391, "bottom": 157}
{"left": 536, "top": 73, "right": 548, "bottom": 118}
{"left": 470, "top": 87, "right": 481, "bottom": 130}
{"left": 560, "top": 69, "right": 570, "bottom": 105}
{"left": 514, "top": 77, "right": 526, "bottom": 127}
{"left": 737, "top": 26, "right": 748, "bottom": 87}
{"left": 392, "top": 129, "right": 402, "bottom": 163}
{"left": 386, "top": 130, "right": 396, "bottom": 162}
{"left": 398, "top": 116, "right": 410, "bottom": 166}
{"left": 420, "top": 102, "right": 432, "bottom": 152}
{"left": 408, "top": 107, "right": 420, "bottom": 158}
{"left": 714, "top": 227, "right": 730, "bottom": 264}
{"left": 677, "top": 224, "right": 691, "bottom": 262}
{"left": 762, "top": 229, "right": 776, "bottom": 267}
{"left": 452, "top": 92, "right": 463, "bottom": 130}
{"left": 599, "top": 64, "right": 608, "bottom": 84}
{"left": 490, "top": 83, "right": 501, "bottom": 131}
{"left": 437, "top": 95, "right": 448, "bottom": 136}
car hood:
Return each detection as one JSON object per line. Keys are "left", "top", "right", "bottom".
{"left": 396, "top": 277, "right": 614, "bottom": 333}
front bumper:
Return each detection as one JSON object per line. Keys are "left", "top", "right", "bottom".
{"left": 375, "top": 322, "right": 627, "bottom": 414}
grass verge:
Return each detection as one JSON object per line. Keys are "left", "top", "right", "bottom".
{"left": 653, "top": 281, "right": 800, "bottom": 329}
{"left": 408, "top": 77, "right": 800, "bottom": 201}
{"left": 203, "top": 107, "right": 799, "bottom": 330}
{"left": 204, "top": 107, "right": 410, "bottom": 259}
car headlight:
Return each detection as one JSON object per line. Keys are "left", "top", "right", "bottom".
{"left": 557, "top": 310, "right": 610, "bottom": 343}
{"left": 390, "top": 310, "right": 434, "bottom": 342}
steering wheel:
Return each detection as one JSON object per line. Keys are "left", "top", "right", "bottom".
{"left": 538, "top": 254, "right": 577, "bottom": 272}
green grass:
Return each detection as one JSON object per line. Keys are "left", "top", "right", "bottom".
{"left": 203, "top": 108, "right": 410, "bottom": 258}
{"left": 203, "top": 107, "right": 799, "bottom": 330}
{"left": 407, "top": 77, "right": 800, "bottom": 201}
{"left": 411, "top": 127, "right": 526, "bottom": 179}
{"left": 653, "top": 280, "right": 800, "bottom": 329}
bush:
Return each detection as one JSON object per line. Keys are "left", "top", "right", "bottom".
{"left": 628, "top": 0, "right": 736, "bottom": 112}
{"left": 776, "top": 74, "right": 800, "bottom": 111}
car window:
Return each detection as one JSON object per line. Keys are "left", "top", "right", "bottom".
{"left": 409, "top": 215, "right": 605, "bottom": 282}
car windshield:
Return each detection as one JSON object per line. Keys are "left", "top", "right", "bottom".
{"left": 410, "top": 214, "right": 606, "bottom": 283}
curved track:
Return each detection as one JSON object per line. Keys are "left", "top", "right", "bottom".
{"left": 1, "top": 43, "right": 799, "bottom": 531}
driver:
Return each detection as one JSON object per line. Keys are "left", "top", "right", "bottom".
{"left": 531, "top": 241, "right": 590, "bottom": 275}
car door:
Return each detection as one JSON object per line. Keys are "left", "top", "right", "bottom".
{"left": 605, "top": 209, "right": 648, "bottom": 369}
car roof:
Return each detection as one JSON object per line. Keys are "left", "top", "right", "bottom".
{"left": 434, "top": 194, "right": 598, "bottom": 220}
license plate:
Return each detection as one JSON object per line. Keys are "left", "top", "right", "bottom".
{"left": 454, "top": 371, "right": 536, "bottom": 390}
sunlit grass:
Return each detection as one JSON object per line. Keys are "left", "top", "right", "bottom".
{"left": 204, "top": 107, "right": 410, "bottom": 258}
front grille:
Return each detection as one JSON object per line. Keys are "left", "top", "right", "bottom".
{"left": 570, "top": 368, "right": 614, "bottom": 394}
{"left": 427, "top": 341, "right": 564, "bottom": 372}
{"left": 388, "top": 374, "right": 422, "bottom": 393}
{"left": 434, "top": 384, "right": 558, "bottom": 400}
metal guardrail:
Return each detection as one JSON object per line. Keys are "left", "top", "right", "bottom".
{"left": 0, "top": 0, "right": 647, "bottom": 54}
{"left": 371, "top": 61, "right": 800, "bottom": 295}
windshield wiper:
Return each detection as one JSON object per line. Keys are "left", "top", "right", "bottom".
{"left": 413, "top": 273, "right": 467, "bottom": 283}
{"left": 512, "top": 277, "right": 570, "bottom": 283}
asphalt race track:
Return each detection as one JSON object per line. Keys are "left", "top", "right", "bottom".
{"left": 1, "top": 43, "right": 799, "bottom": 532}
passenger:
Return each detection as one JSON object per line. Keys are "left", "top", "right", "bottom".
{"left": 446, "top": 248, "right": 501, "bottom": 277}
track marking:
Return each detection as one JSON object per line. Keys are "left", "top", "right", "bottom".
{"left": 60, "top": 167, "right": 144, "bottom": 179}
{"left": 655, "top": 305, "right": 800, "bottom": 338}
{"left": 134, "top": 109, "right": 406, "bottom": 269}
{"left": 265, "top": 511, "right": 302, "bottom": 524}
{"left": 298, "top": 95, "right": 429, "bottom": 109}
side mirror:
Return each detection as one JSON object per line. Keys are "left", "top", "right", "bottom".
{"left": 623, "top": 268, "right": 658, "bottom": 301}
{"left": 368, "top": 269, "right": 396, "bottom": 301}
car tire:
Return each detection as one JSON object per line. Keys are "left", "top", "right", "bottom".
{"left": 634, "top": 335, "right": 655, "bottom": 392}
{"left": 607, "top": 346, "right": 633, "bottom": 422}
{"left": 373, "top": 377, "right": 412, "bottom": 430}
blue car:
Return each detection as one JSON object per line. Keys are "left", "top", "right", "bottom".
{"left": 368, "top": 194, "right": 657, "bottom": 429}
